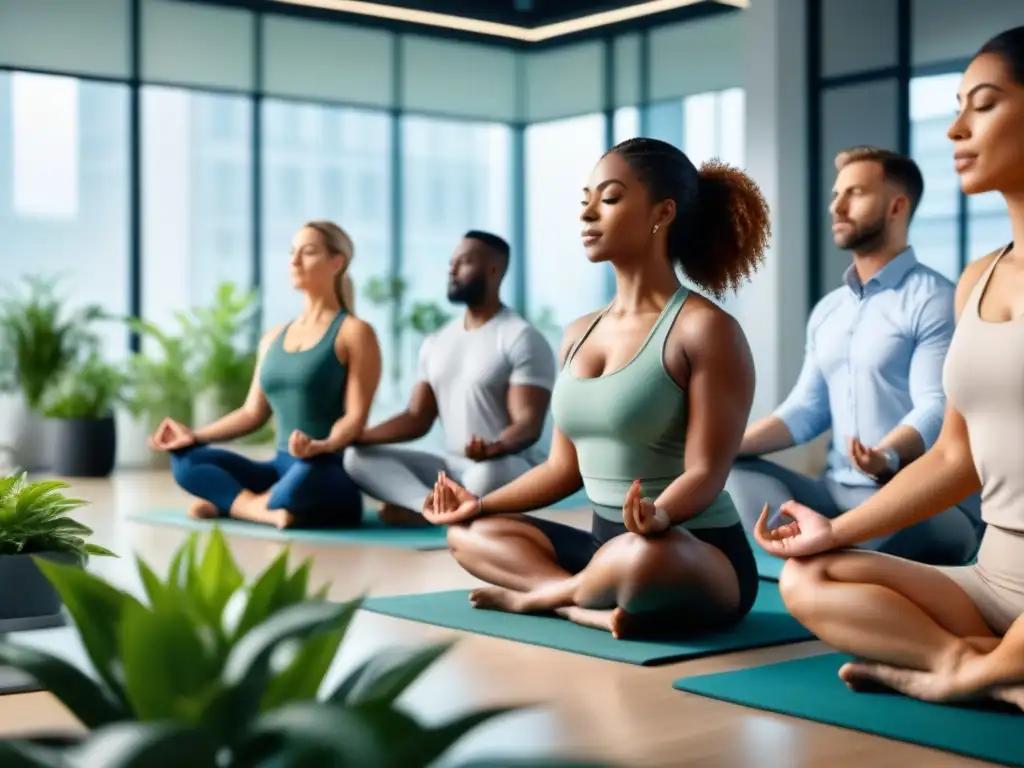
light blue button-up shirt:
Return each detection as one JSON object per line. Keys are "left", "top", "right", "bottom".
{"left": 775, "top": 248, "right": 956, "bottom": 487}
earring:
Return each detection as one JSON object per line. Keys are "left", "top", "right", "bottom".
{"left": 652, "top": 224, "right": 660, "bottom": 234}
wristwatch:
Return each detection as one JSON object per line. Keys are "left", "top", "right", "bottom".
{"left": 880, "top": 447, "right": 900, "bottom": 474}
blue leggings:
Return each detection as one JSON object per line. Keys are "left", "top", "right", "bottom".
{"left": 170, "top": 446, "right": 363, "bottom": 528}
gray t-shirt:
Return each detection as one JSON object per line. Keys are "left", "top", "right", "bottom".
{"left": 418, "top": 307, "right": 556, "bottom": 463}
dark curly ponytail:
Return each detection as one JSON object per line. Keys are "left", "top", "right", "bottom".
{"left": 610, "top": 137, "right": 771, "bottom": 299}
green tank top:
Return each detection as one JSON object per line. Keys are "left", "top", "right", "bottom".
{"left": 259, "top": 310, "right": 348, "bottom": 452}
{"left": 550, "top": 286, "right": 738, "bottom": 529}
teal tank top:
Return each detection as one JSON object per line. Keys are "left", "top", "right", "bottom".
{"left": 259, "top": 311, "right": 348, "bottom": 452}
{"left": 550, "top": 287, "right": 739, "bottom": 529}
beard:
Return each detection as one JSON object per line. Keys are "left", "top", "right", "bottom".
{"left": 447, "top": 274, "right": 487, "bottom": 306}
{"left": 834, "top": 214, "right": 887, "bottom": 253}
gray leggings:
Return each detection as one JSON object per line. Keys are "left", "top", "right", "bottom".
{"left": 725, "top": 457, "right": 982, "bottom": 566}
{"left": 343, "top": 444, "right": 534, "bottom": 513}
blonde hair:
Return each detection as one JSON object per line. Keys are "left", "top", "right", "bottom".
{"left": 303, "top": 220, "right": 355, "bottom": 314}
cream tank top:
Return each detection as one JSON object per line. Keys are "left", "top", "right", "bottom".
{"left": 943, "top": 243, "right": 1024, "bottom": 533}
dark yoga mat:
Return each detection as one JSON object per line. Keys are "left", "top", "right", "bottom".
{"left": 674, "top": 653, "right": 1024, "bottom": 766}
{"left": 128, "top": 508, "right": 449, "bottom": 549}
{"left": 747, "top": 534, "right": 783, "bottom": 581}
{"left": 361, "top": 582, "right": 813, "bottom": 666}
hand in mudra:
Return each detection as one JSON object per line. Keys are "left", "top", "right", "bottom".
{"left": 288, "top": 430, "right": 329, "bottom": 459}
{"left": 622, "top": 479, "right": 671, "bottom": 536}
{"left": 149, "top": 418, "right": 196, "bottom": 451}
{"left": 421, "top": 472, "right": 480, "bottom": 525}
{"left": 753, "top": 500, "right": 839, "bottom": 558}
{"left": 464, "top": 435, "right": 500, "bottom": 461}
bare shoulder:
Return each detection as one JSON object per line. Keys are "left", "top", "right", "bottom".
{"left": 558, "top": 311, "right": 602, "bottom": 365}
{"left": 955, "top": 249, "right": 1001, "bottom": 317}
{"left": 672, "top": 293, "right": 747, "bottom": 355}
{"left": 337, "top": 315, "right": 379, "bottom": 349}
{"left": 258, "top": 323, "right": 287, "bottom": 353}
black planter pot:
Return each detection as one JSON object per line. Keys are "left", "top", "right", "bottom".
{"left": 51, "top": 416, "right": 116, "bottom": 478}
{"left": 0, "top": 551, "right": 79, "bottom": 631}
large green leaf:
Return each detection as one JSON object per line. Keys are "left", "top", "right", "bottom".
{"left": 238, "top": 701, "right": 420, "bottom": 767}
{"left": 33, "top": 558, "right": 143, "bottom": 710}
{"left": 260, "top": 624, "right": 351, "bottom": 711}
{"left": 230, "top": 549, "right": 290, "bottom": 642}
{"left": 118, "top": 597, "right": 220, "bottom": 724}
{"left": 327, "top": 642, "right": 453, "bottom": 708}
{"left": 66, "top": 721, "right": 219, "bottom": 767}
{"left": 213, "top": 600, "right": 363, "bottom": 744}
{"left": 195, "top": 526, "right": 244, "bottom": 629}
{"left": 0, "top": 642, "right": 125, "bottom": 729}
{"left": 0, "top": 740, "right": 66, "bottom": 767}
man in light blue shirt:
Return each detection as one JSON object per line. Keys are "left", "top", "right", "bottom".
{"left": 728, "top": 146, "right": 980, "bottom": 565}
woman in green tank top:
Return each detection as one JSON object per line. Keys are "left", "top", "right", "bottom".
{"left": 423, "top": 138, "right": 772, "bottom": 639}
{"left": 148, "top": 221, "right": 382, "bottom": 530}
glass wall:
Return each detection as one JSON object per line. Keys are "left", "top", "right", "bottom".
{"left": 524, "top": 113, "right": 607, "bottom": 350}
{"left": 910, "top": 71, "right": 1013, "bottom": 280}
{"left": 0, "top": 71, "right": 131, "bottom": 359}
{"left": 399, "top": 116, "right": 512, "bottom": 397}
{"left": 141, "top": 86, "right": 253, "bottom": 332}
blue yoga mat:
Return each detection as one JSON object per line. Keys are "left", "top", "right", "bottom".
{"left": 362, "top": 581, "right": 813, "bottom": 666}
{"left": 674, "top": 652, "right": 1024, "bottom": 766}
{"left": 128, "top": 508, "right": 450, "bottom": 549}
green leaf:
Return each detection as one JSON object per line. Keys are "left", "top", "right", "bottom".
{"left": 195, "top": 527, "right": 244, "bottom": 628}
{"left": 32, "top": 557, "right": 143, "bottom": 710}
{"left": 134, "top": 556, "right": 166, "bottom": 608}
{"left": 0, "top": 740, "right": 67, "bottom": 767}
{"left": 230, "top": 548, "right": 290, "bottom": 642}
{"left": 67, "top": 721, "right": 219, "bottom": 767}
{"left": 238, "top": 701, "right": 419, "bottom": 766}
{"left": 260, "top": 622, "right": 352, "bottom": 711}
{"left": 327, "top": 642, "right": 453, "bottom": 708}
{"left": 0, "top": 641, "right": 126, "bottom": 729}
{"left": 118, "top": 598, "right": 220, "bottom": 724}
{"left": 213, "top": 600, "right": 363, "bottom": 743}
{"left": 83, "top": 543, "right": 117, "bottom": 558}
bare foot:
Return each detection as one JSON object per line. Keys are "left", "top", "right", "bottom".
{"left": 378, "top": 503, "right": 430, "bottom": 528}
{"left": 557, "top": 606, "right": 613, "bottom": 632}
{"left": 187, "top": 500, "right": 219, "bottom": 520}
{"left": 839, "top": 661, "right": 966, "bottom": 702}
{"left": 273, "top": 509, "right": 295, "bottom": 530}
{"left": 468, "top": 586, "right": 529, "bottom": 613}
{"left": 991, "top": 685, "right": 1024, "bottom": 712}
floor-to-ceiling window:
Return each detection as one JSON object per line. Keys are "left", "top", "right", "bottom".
{"left": 0, "top": 71, "right": 130, "bottom": 359}
{"left": 910, "top": 71, "right": 1013, "bottom": 280}
{"left": 524, "top": 112, "right": 607, "bottom": 351}
{"left": 400, "top": 115, "right": 512, "bottom": 398}
{"left": 141, "top": 87, "right": 253, "bottom": 332}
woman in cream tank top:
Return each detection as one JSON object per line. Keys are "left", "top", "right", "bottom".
{"left": 751, "top": 25, "right": 1024, "bottom": 711}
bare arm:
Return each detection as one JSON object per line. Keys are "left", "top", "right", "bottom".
{"left": 739, "top": 415, "right": 796, "bottom": 457}
{"left": 473, "top": 315, "right": 597, "bottom": 515}
{"left": 354, "top": 382, "right": 438, "bottom": 445}
{"left": 320, "top": 318, "right": 381, "bottom": 451}
{"left": 830, "top": 258, "right": 990, "bottom": 547}
{"left": 488, "top": 384, "right": 551, "bottom": 457}
{"left": 654, "top": 304, "right": 756, "bottom": 524}
{"left": 192, "top": 326, "right": 282, "bottom": 444}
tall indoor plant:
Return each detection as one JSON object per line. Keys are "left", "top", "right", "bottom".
{"left": 0, "top": 529, "right": 598, "bottom": 766}
{"left": 0, "top": 472, "right": 115, "bottom": 632}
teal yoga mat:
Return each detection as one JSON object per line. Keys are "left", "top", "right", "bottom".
{"left": 361, "top": 582, "right": 813, "bottom": 666}
{"left": 128, "top": 508, "right": 449, "bottom": 549}
{"left": 674, "top": 653, "right": 1024, "bottom": 766}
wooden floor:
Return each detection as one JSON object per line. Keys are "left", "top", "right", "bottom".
{"left": 0, "top": 470, "right": 998, "bottom": 768}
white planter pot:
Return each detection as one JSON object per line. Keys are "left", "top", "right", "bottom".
{"left": 116, "top": 410, "right": 161, "bottom": 469}
{"left": 0, "top": 393, "right": 25, "bottom": 474}
{"left": 1, "top": 398, "right": 55, "bottom": 472}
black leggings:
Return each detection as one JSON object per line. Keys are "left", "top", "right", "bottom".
{"left": 523, "top": 511, "right": 760, "bottom": 628}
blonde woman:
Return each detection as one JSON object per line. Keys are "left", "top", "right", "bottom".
{"left": 150, "top": 221, "right": 382, "bottom": 530}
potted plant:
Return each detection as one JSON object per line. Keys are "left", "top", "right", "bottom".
{"left": 0, "top": 278, "right": 105, "bottom": 471}
{"left": 178, "top": 282, "right": 260, "bottom": 427}
{"left": 0, "top": 472, "right": 115, "bottom": 632}
{"left": 40, "top": 354, "right": 125, "bottom": 478}
{"left": 119, "top": 318, "right": 195, "bottom": 469}
{"left": 0, "top": 529, "right": 603, "bottom": 766}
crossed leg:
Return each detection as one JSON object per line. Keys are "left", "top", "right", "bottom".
{"left": 778, "top": 550, "right": 1024, "bottom": 710}
{"left": 446, "top": 515, "right": 746, "bottom": 638}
